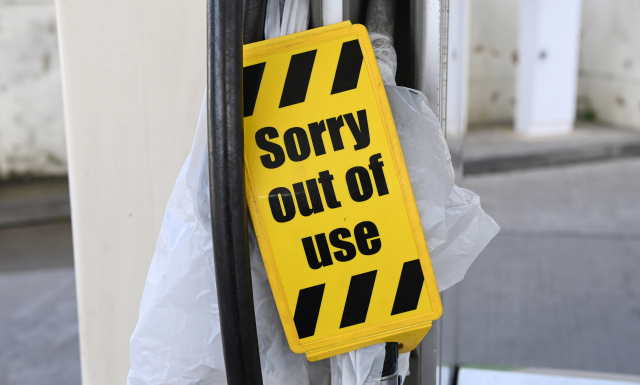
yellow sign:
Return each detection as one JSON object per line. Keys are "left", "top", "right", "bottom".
{"left": 243, "top": 22, "right": 442, "bottom": 361}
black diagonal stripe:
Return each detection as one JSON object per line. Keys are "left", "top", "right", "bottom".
{"left": 391, "top": 259, "right": 425, "bottom": 315}
{"left": 331, "top": 39, "right": 364, "bottom": 95}
{"left": 243, "top": 62, "right": 266, "bottom": 117}
{"left": 293, "top": 283, "right": 325, "bottom": 339}
{"left": 340, "top": 270, "right": 377, "bottom": 328}
{"left": 279, "top": 50, "right": 317, "bottom": 108}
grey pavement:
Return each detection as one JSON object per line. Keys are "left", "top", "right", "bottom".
{"left": 459, "top": 157, "right": 640, "bottom": 375}
{"left": 0, "top": 178, "right": 70, "bottom": 229}
{"left": 0, "top": 267, "right": 80, "bottom": 385}
{"left": 0, "top": 178, "right": 78, "bottom": 385}
{"left": 0, "top": 223, "right": 74, "bottom": 272}
{"left": 2, "top": 157, "right": 640, "bottom": 383}
{"left": 464, "top": 123, "right": 640, "bottom": 175}
{"left": 0, "top": 222, "right": 79, "bottom": 385}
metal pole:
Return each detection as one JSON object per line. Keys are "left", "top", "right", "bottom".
{"left": 207, "top": 0, "right": 264, "bottom": 383}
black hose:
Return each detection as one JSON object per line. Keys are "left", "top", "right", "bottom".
{"left": 243, "top": 0, "right": 267, "bottom": 43}
{"left": 309, "top": 0, "right": 323, "bottom": 29}
{"left": 382, "top": 342, "right": 399, "bottom": 376}
{"left": 368, "top": 0, "right": 400, "bottom": 379}
{"left": 381, "top": 342, "right": 399, "bottom": 384}
{"left": 365, "top": 0, "right": 397, "bottom": 39}
{"left": 207, "top": 0, "right": 264, "bottom": 383}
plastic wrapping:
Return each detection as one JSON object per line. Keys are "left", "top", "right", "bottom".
{"left": 369, "top": 33, "right": 398, "bottom": 86}
{"left": 388, "top": 86, "right": 500, "bottom": 292}
{"left": 264, "top": 0, "right": 310, "bottom": 40}
{"left": 330, "top": 344, "right": 385, "bottom": 385}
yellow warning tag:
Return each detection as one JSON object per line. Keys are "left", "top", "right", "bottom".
{"left": 243, "top": 21, "right": 442, "bottom": 361}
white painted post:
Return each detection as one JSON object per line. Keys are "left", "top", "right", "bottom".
{"left": 515, "top": 0, "right": 582, "bottom": 136}
{"left": 414, "top": 0, "right": 443, "bottom": 120}
{"left": 446, "top": 0, "right": 470, "bottom": 139}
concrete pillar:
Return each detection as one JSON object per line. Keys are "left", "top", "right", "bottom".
{"left": 55, "top": 0, "right": 205, "bottom": 383}
{"left": 515, "top": 0, "right": 582, "bottom": 136}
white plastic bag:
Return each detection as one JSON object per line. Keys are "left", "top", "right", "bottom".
{"left": 388, "top": 85, "right": 500, "bottom": 292}
{"left": 369, "top": 33, "right": 397, "bottom": 86}
{"left": 330, "top": 344, "right": 386, "bottom": 385}
{"left": 264, "top": 0, "right": 310, "bottom": 40}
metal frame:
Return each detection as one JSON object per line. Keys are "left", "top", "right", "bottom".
{"left": 405, "top": 1, "right": 458, "bottom": 385}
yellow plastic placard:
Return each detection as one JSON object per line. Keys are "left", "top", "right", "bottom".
{"left": 243, "top": 22, "right": 442, "bottom": 361}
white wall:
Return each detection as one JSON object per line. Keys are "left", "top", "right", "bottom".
{"left": 0, "top": 0, "right": 66, "bottom": 179}
{"left": 467, "top": 0, "right": 519, "bottom": 126}
{"left": 578, "top": 0, "right": 640, "bottom": 130}
{"left": 55, "top": 0, "right": 205, "bottom": 383}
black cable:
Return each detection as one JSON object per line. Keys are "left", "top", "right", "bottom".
{"left": 207, "top": 0, "right": 264, "bottom": 383}
{"left": 381, "top": 342, "right": 399, "bottom": 384}
{"left": 365, "top": 0, "right": 397, "bottom": 39}
{"left": 243, "top": 0, "right": 268, "bottom": 43}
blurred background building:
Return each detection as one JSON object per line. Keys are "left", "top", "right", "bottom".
{"left": 1, "top": 0, "right": 640, "bottom": 384}
{"left": 468, "top": 0, "right": 640, "bottom": 132}
{"left": 2, "top": 0, "right": 640, "bottom": 179}
{"left": 0, "top": 0, "right": 65, "bottom": 179}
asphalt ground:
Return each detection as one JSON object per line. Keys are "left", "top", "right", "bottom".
{"left": 459, "top": 157, "right": 640, "bottom": 375}
{"left": 1, "top": 158, "right": 640, "bottom": 383}
{"left": 464, "top": 123, "right": 640, "bottom": 175}
{"left": 0, "top": 223, "right": 79, "bottom": 385}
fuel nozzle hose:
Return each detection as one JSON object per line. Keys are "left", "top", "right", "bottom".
{"left": 380, "top": 342, "right": 400, "bottom": 385}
